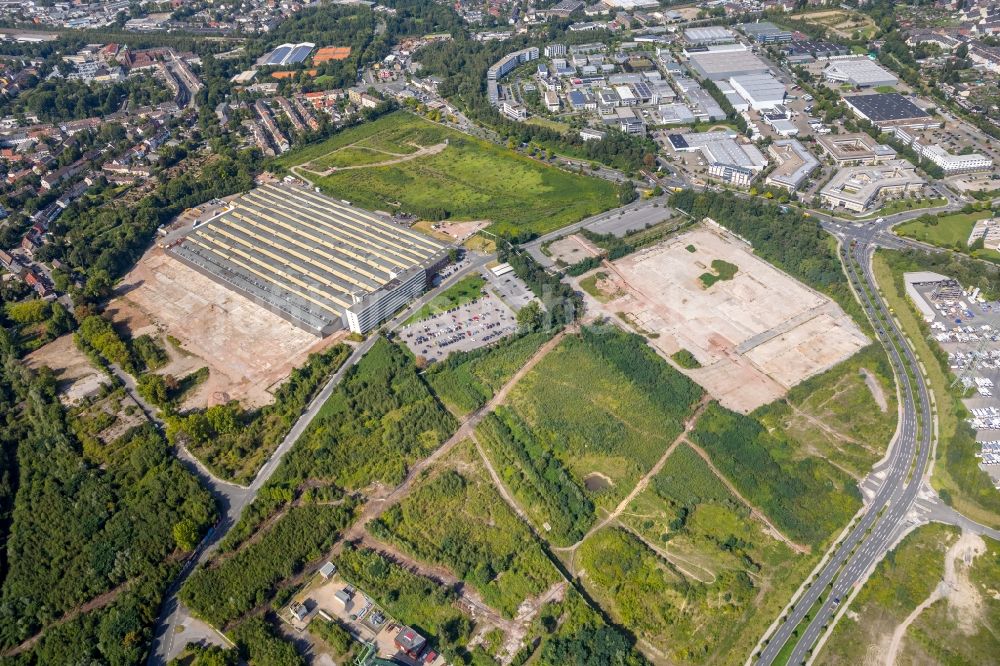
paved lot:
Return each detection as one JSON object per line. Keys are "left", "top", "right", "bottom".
{"left": 914, "top": 281, "right": 1000, "bottom": 484}
{"left": 399, "top": 290, "right": 517, "bottom": 362}
{"left": 486, "top": 269, "right": 534, "bottom": 312}
{"left": 586, "top": 205, "right": 674, "bottom": 237}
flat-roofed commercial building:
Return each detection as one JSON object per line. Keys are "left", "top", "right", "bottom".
{"left": 823, "top": 58, "right": 898, "bottom": 88}
{"left": 919, "top": 145, "right": 993, "bottom": 174}
{"left": 168, "top": 183, "right": 447, "bottom": 336}
{"left": 820, "top": 160, "right": 925, "bottom": 213}
{"left": 843, "top": 93, "right": 941, "bottom": 130}
{"left": 737, "top": 21, "right": 793, "bottom": 43}
{"left": 668, "top": 130, "right": 767, "bottom": 184}
{"left": 684, "top": 26, "right": 737, "bottom": 45}
{"left": 729, "top": 73, "right": 786, "bottom": 110}
{"left": 687, "top": 48, "right": 771, "bottom": 81}
{"left": 816, "top": 133, "right": 898, "bottom": 165}
{"left": 765, "top": 139, "right": 819, "bottom": 191}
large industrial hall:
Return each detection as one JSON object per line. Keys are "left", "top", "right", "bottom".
{"left": 167, "top": 182, "right": 447, "bottom": 335}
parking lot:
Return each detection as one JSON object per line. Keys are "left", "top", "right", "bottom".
{"left": 399, "top": 289, "right": 518, "bottom": 362}
{"left": 913, "top": 278, "right": 1000, "bottom": 485}
{"left": 485, "top": 268, "right": 535, "bottom": 311}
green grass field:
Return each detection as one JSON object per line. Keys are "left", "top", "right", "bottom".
{"left": 852, "top": 197, "right": 947, "bottom": 221}
{"left": 691, "top": 400, "right": 861, "bottom": 547}
{"left": 503, "top": 332, "right": 701, "bottom": 507}
{"left": 370, "top": 441, "right": 560, "bottom": 618}
{"left": 900, "top": 533, "right": 1000, "bottom": 665}
{"left": 757, "top": 344, "right": 897, "bottom": 480}
{"left": 403, "top": 274, "right": 485, "bottom": 326}
{"left": 699, "top": 259, "right": 738, "bottom": 288}
{"left": 425, "top": 330, "right": 553, "bottom": 416}
{"left": 476, "top": 328, "right": 702, "bottom": 545}
{"left": 895, "top": 211, "right": 992, "bottom": 249}
{"left": 591, "top": 443, "right": 811, "bottom": 663}
{"left": 276, "top": 111, "right": 618, "bottom": 237}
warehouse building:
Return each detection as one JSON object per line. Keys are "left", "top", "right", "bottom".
{"left": 687, "top": 48, "right": 771, "bottom": 80}
{"left": 684, "top": 26, "right": 737, "bottom": 45}
{"left": 729, "top": 73, "right": 786, "bottom": 110}
{"left": 820, "top": 160, "right": 925, "bottom": 212}
{"left": 765, "top": 139, "right": 819, "bottom": 191}
{"left": 843, "top": 93, "right": 941, "bottom": 130}
{"left": 668, "top": 131, "right": 767, "bottom": 181}
{"left": 823, "top": 58, "right": 898, "bottom": 88}
{"left": 168, "top": 183, "right": 447, "bottom": 336}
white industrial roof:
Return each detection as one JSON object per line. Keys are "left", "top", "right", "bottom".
{"left": 824, "top": 58, "right": 898, "bottom": 86}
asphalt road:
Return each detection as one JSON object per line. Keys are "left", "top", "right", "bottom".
{"left": 756, "top": 219, "right": 936, "bottom": 665}
{"left": 146, "top": 251, "right": 495, "bottom": 665}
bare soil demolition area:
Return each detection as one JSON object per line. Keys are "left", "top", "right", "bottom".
{"left": 107, "top": 245, "right": 344, "bottom": 408}
{"left": 587, "top": 226, "right": 868, "bottom": 412}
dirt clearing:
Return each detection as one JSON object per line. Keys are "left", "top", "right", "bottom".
{"left": 108, "top": 246, "right": 344, "bottom": 408}
{"left": 546, "top": 234, "right": 602, "bottom": 266}
{"left": 591, "top": 226, "right": 868, "bottom": 412}
{"left": 885, "top": 529, "right": 987, "bottom": 664}
{"left": 25, "top": 335, "right": 108, "bottom": 404}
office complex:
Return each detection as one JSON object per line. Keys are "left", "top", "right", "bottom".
{"left": 893, "top": 128, "right": 994, "bottom": 174}
{"left": 487, "top": 47, "right": 539, "bottom": 103}
{"left": 816, "top": 133, "right": 898, "bottom": 165}
{"left": 765, "top": 140, "right": 820, "bottom": 191}
{"left": 737, "top": 21, "right": 793, "bottom": 43}
{"left": 820, "top": 160, "right": 925, "bottom": 212}
{"left": 167, "top": 183, "right": 447, "bottom": 335}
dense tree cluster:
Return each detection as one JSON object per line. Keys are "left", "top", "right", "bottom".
{"left": 691, "top": 402, "right": 860, "bottom": 545}
{"left": 500, "top": 244, "right": 581, "bottom": 326}
{"left": 166, "top": 344, "right": 351, "bottom": 483}
{"left": 180, "top": 503, "right": 355, "bottom": 628}
{"left": 0, "top": 339, "right": 215, "bottom": 660}
{"left": 46, "top": 149, "right": 261, "bottom": 300}
{"left": 479, "top": 407, "right": 594, "bottom": 544}
{"left": 580, "top": 325, "right": 702, "bottom": 421}
{"left": 0, "top": 76, "right": 172, "bottom": 123}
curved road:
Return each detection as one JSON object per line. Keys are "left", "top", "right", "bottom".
{"left": 146, "top": 252, "right": 495, "bottom": 665}
{"left": 756, "top": 214, "right": 941, "bottom": 664}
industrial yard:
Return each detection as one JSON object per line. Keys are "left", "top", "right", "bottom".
{"left": 109, "top": 244, "right": 342, "bottom": 408}
{"left": 581, "top": 226, "right": 869, "bottom": 412}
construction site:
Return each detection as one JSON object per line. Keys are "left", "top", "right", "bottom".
{"left": 164, "top": 182, "right": 448, "bottom": 335}
{"left": 579, "top": 226, "right": 869, "bottom": 412}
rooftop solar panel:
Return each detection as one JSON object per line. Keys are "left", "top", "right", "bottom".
{"left": 668, "top": 134, "right": 689, "bottom": 150}
{"left": 266, "top": 45, "right": 291, "bottom": 65}
{"left": 286, "top": 44, "right": 314, "bottom": 64}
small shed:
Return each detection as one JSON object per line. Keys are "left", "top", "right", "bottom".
{"left": 319, "top": 561, "right": 336, "bottom": 579}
